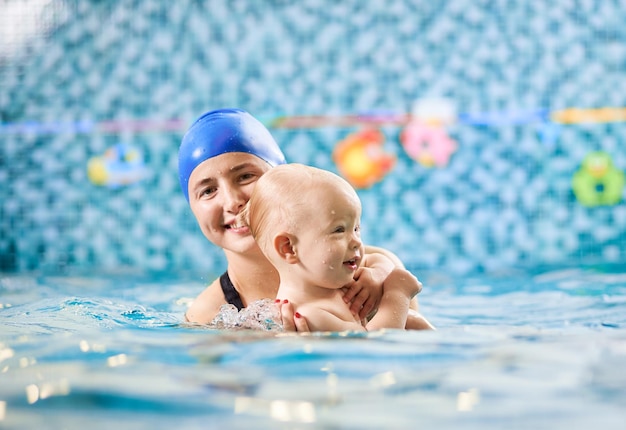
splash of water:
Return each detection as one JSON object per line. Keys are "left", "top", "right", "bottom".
{"left": 209, "top": 298, "right": 284, "bottom": 331}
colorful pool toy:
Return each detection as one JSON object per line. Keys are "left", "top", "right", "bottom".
{"left": 87, "top": 143, "right": 148, "bottom": 187}
{"left": 552, "top": 107, "right": 626, "bottom": 124}
{"left": 332, "top": 128, "right": 395, "bottom": 189}
{"left": 572, "top": 151, "right": 624, "bottom": 207}
{"left": 400, "top": 119, "right": 457, "bottom": 167}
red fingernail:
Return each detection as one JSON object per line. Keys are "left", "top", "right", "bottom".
{"left": 283, "top": 299, "right": 288, "bottom": 304}
{"left": 295, "top": 312, "right": 301, "bottom": 318}
{"left": 275, "top": 299, "right": 281, "bottom": 303}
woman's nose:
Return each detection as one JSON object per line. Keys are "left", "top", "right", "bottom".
{"left": 223, "top": 187, "right": 246, "bottom": 213}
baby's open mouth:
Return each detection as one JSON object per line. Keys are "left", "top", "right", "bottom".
{"left": 344, "top": 257, "right": 360, "bottom": 268}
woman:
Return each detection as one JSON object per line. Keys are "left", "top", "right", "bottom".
{"left": 178, "top": 108, "right": 433, "bottom": 331}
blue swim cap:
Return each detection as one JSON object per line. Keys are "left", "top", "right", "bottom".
{"left": 178, "top": 108, "right": 286, "bottom": 201}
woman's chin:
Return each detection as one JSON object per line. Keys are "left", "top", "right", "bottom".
{"left": 227, "top": 234, "right": 261, "bottom": 255}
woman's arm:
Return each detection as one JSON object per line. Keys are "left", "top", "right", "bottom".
{"left": 364, "top": 244, "right": 405, "bottom": 268}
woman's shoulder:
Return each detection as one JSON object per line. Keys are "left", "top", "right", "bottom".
{"left": 184, "top": 277, "right": 227, "bottom": 324}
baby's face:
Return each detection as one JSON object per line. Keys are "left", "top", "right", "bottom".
{"left": 294, "top": 183, "right": 364, "bottom": 289}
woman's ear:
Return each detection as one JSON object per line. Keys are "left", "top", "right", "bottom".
{"left": 274, "top": 233, "right": 299, "bottom": 264}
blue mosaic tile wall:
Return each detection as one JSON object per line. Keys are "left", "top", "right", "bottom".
{"left": 1, "top": 0, "right": 625, "bottom": 275}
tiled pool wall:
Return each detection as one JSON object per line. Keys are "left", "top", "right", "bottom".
{"left": 1, "top": 0, "right": 625, "bottom": 275}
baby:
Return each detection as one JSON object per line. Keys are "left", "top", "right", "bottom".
{"left": 241, "top": 163, "right": 422, "bottom": 332}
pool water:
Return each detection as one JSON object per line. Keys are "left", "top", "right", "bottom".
{"left": 1, "top": 265, "right": 625, "bottom": 429}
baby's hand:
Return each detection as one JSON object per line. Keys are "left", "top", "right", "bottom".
{"left": 342, "top": 267, "right": 383, "bottom": 320}
{"left": 276, "top": 299, "right": 310, "bottom": 333}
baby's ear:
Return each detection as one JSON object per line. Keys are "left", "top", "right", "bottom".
{"left": 274, "top": 233, "right": 298, "bottom": 263}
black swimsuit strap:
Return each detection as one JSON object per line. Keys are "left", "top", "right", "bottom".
{"left": 219, "top": 271, "right": 244, "bottom": 311}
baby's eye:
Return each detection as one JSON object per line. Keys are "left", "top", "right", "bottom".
{"left": 354, "top": 225, "right": 361, "bottom": 233}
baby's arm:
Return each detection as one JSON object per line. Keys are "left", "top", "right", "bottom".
{"left": 365, "top": 268, "right": 420, "bottom": 331}
{"left": 342, "top": 250, "right": 396, "bottom": 318}
{"left": 347, "top": 246, "right": 435, "bottom": 330}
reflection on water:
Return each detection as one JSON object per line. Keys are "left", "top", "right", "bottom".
{"left": 0, "top": 266, "right": 625, "bottom": 429}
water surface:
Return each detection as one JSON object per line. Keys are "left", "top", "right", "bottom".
{"left": 1, "top": 266, "right": 625, "bottom": 429}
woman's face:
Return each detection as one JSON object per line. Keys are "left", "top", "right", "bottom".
{"left": 188, "top": 152, "right": 272, "bottom": 254}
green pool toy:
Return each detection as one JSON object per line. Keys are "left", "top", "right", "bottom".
{"left": 572, "top": 151, "right": 625, "bottom": 207}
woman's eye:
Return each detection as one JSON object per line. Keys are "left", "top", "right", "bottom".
{"left": 238, "top": 172, "right": 257, "bottom": 183}
{"left": 202, "top": 186, "right": 217, "bottom": 196}
{"left": 333, "top": 226, "right": 346, "bottom": 233}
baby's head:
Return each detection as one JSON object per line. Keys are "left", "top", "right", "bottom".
{"left": 243, "top": 163, "right": 361, "bottom": 262}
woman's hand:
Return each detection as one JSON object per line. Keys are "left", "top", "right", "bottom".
{"left": 277, "top": 299, "right": 310, "bottom": 332}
